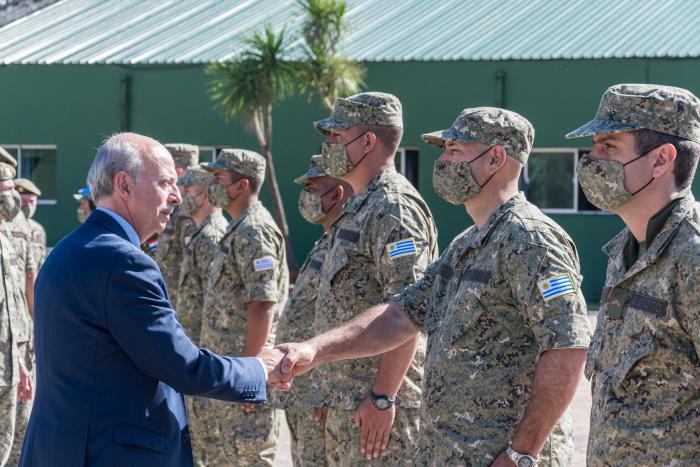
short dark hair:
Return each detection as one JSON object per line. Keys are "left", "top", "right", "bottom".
{"left": 357, "top": 124, "right": 403, "bottom": 154}
{"left": 634, "top": 129, "right": 700, "bottom": 190}
{"left": 230, "top": 170, "right": 262, "bottom": 194}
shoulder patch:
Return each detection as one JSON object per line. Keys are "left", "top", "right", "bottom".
{"left": 254, "top": 256, "right": 275, "bottom": 272}
{"left": 537, "top": 273, "right": 576, "bottom": 301}
{"left": 386, "top": 237, "right": 417, "bottom": 261}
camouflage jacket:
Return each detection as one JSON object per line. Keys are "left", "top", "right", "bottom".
{"left": 274, "top": 233, "right": 330, "bottom": 410}
{"left": 200, "top": 202, "right": 288, "bottom": 355}
{"left": 315, "top": 168, "right": 438, "bottom": 410}
{"left": 27, "top": 218, "right": 46, "bottom": 270}
{"left": 175, "top": 210, "right": 228, "bottom": 345}
{"left": 0, "top": 229, "right": 26, "bottom": 386}
{"left": 1, "top": 216, "right": 33, "bottom": 346}
{"left": 156, "top": 206, "right": 196, "bottom": 305}
{"left": 396, "top": 193, "right": 591, "bottom": 466}
{"left": 586, "top": 193, "right": 700, "bottom": 466}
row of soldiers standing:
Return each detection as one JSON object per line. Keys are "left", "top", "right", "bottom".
{"left": 0, "top": 146, "right": 47, "bottom": 467}
{"left": 150, "top": 85, "right": 700, "bottom": 467}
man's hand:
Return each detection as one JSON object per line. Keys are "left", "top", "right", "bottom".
{"left": 275, "top": 341, "right": 317, "bottom": 376}
{"left": 353, "top": 397, "right": 394, "bottom": 460}
{"left": 18, "top": 360, "right": 33, "bottom": 404}
{"left": 314, "top": 407, "right": 328, "bottom": 423}
{"left": 490, "top": 451, "right": 516, "bottom": 467}
{"left": 256, "top": 347, "right": 293, "bottom": 390}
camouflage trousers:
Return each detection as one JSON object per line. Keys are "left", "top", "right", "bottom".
{"left": 285, "top": 409, "right": 327, "bottom": 466}
{"left": 0, "top": 384, "right": 17, "bottom": 467}
{"left": 325, "top": 407, "right": 420, "bottom": 466}
{"left": 8, "top": 345, "right": 34, "bottom": 466}
{"left": 190, "top": 397, "right": 279, "bottom": 466}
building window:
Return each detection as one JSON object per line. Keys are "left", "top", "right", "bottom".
{"left": 199, "top": 146, "right": 231, "bottom": 163}
{"left": 2, "top": 145, "right": 57, "bottom": 204}
{"left": 396, "top": 148, "right": 419, "bottom": 188}
{"left": 522, "top": 148, "right": 602, "bottom": 214}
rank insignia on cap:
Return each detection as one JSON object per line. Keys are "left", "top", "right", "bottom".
{"left": 538, "top": 273, "right": 576, "bottom": 301}
{"left": 386, "top": 237, "right": 417, "bottom": 261}
{"left": 254, "top": 256, "right": 274, "bottom": 272}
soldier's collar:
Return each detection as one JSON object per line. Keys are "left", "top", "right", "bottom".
{"left": 471, "top": 192, "right": 527, "bottom": 246}
{"left": 342, "top": 168, "right": 395, "bottom": 215}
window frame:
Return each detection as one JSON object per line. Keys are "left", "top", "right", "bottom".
{"left": 1, "top": 144, "right": 58, "bottom": 205}
{"left": 525, "top": 146, "right": 612, "bottom": 215}
{"left": 396, "top": 146, "right": 419, "bottom": 187}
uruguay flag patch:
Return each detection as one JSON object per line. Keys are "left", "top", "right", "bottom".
{"left": 537, "top": 273, "right": 576, "bottom": 301}
{"left": 387, "top": 238, "right": 417, "bottom": 261}
{"left": 254, "top": 256, "right": 274, "bottom": 272}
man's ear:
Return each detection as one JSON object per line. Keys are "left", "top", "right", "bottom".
{"left": 489, "top": 145, "right": 508, "bottom": 172}
{"left": 238, "top": 178, "right": 250, "bottom": 193}
{"left": 652, "top": 143, "right": 677, "bottom": 178}
{"left": 331, "top": 184, "right": 343, "bottom": 202}
{"left": 364, "top": 131, "right": 378, "bottom": 153}
{"left": 115, "top": 172, "right": 131, "bottom": 197}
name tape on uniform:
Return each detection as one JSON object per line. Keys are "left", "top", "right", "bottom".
{"left": 254, "top": 256, "right": 274, "bottom": 272}
{"left": 386, "top": 237, "right": 417, "bottom": 261}
{"left": 537, "top": 273, "right": 576, "bottom": 301}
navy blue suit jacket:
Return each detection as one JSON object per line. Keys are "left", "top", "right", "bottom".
{"left": 20, "top": 210, "right": 266, "bottom": 466}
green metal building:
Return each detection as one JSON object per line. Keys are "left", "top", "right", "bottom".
{"left": 1, "top": 0, "right": 699, "bottom": 301}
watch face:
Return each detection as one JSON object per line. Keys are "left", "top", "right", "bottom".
{"left": 517, "top": 458, "right": 535, "bottom": 467}
{"left": 375, "top": 398, "right": 390, "bottom": 410}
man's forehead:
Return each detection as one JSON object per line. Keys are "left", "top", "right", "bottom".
{"left": 445, "top": 140, "right": 483, "bottom": 149}
{"left": 592, "top": 133, "right": 631, "bottom": 143}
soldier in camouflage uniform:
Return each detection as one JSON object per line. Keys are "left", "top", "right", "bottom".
{"left": 73, "top": 187, "right": 94, "bottom": 224}
{"left": 311, "top": 92, "right": 438, "bottom": 465}
{"left": 0, "top": 161, "right": 32, "bottom": 466}
{"left": 15, "top": 179, "right": 46, "bottom": 270}
{"left": 566, "top": 84, "right": 700, "bottom": 465}
{"left": 195, "top": 149, "right": 288, "bottom": 466}
{"left": 274, "top": 155, "right": 353, "bottom": 466}
{"left": 174, "top": 166, "right": 229, "bottom": 466}
{"left": 154, "top": 144, "right": 199, "bottom": 303}
{"left": 279, "top": 107, "right": 592, "bottom": 466}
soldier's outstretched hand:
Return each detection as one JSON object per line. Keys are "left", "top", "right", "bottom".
{"left": 256, "top": 346, "right": 293, "bottom": 391}
{"left": 275, "top": 340, "right": 317, "bottom": 376}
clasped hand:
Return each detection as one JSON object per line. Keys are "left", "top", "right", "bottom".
{"left": 255, "top": 340, "right": 318, "bottom": 391}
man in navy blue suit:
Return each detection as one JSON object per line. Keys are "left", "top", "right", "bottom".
{"left": 19, "top": 133, "right": 288, "bottom": 466}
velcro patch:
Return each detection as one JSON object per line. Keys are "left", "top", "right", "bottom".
{"left": 386, "top": 238, "right": 417, "bottom": 260}
{"left": 538, "top": 273, "right": 576, "bottom": 302}
{"left": 254, "top": 256, "right": 274, "bottom": 272}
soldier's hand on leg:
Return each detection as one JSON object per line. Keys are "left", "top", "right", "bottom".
{"left": 353, "top": 397, "right": 394, "bottom": 460}
{"left": 313, "top": 407, "right": 328, "bottom": 423}
{"left": 240, "top": 402, "right": 256, "bottom": 414}
{"left": 18, "top": 359, "right": 33, "bottom": 404}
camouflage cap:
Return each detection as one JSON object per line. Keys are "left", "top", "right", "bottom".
{"left": 73, "top": 186, "right": 90, "bottom": 201}
{"left": 0, "top": 162, "right": 16, "bottom": 181}
{"left": 0, "top": 146, "right": 17, "bottom": 168}
{"left": 202, "top": 148, "right": 266, "bottom": 182}
{"left": 294, "top": 155, "right": 327, "bottom": 184}
{"left": 165, "top": 143, "right": 200, "bottom": 167}
{"left": 421, "top": 107, "right": 535, "bottom": 164}
{"left": 566, "top": 83, "right": 700, "bottom": 142}
{"left": 178, "top": 166, "right": 215, "bottom": 187}
{"left": 14, "top": 178, "right": 41, "bottom": 196}
{"left": 313, "top": 92, "right": 403, "bottom": 135}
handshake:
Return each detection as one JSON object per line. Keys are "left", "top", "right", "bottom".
{"left": 256, "top": 342, "right": 317, "bottom": 390}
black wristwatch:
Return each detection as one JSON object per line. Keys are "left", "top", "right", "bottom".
{"left": 370, "top": 392, "right": 396, "bottom": 411}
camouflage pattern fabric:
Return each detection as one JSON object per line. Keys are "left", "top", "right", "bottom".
{"left": 155, "top": 206, "right": 196, "bottom": 306}
{"left": 586, "top": 193, "right": 700, "bottom": 465}
{"left": 26, "top": 218, "right": 46, "bottom": 270}
{"left": 0, "top": 384, "right": 17, "bottom": 466}
{"left": 395, "top": 193, "right": 591, "bottom": 465}
{"left": 314, "top": 92, "right": 403, "bottom": 135}
{"left": 174, "top": 209, "right": 228, "bottom": 345}
{"left": 421, "top": 107, "right": 535, "bottom": 164}
{"left": 204, "top": 149, "right": 266, "bottom": 183}
{"left": 274, "top": 234, "right": 330, "bottom": 411}
{"left": 315, "top": 168, "right": 437, "bottom": 410}
{"left": 165, "top": 143, "right": 199, "bottom": 168}
{"left": 196, "top": 201, "right": 288, "bottom": 466}
{"left": 566, "top": 83, "right": 700, "bottom": 142}
{"left": 8, "top": 341, "right": 33, "bottom": 465}
{"left": 324, "top": 407, "right": 420, "bottom": 467}
{"left": 285, "top": 410, "right": 327, "bottom": 467}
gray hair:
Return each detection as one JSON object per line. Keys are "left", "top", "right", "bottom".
{"left": 87, "top": 134, "right": 144, "bottom": 201}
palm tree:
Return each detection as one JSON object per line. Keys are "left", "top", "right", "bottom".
{"left": 206, "top": 25, "right": 299, "bottom": 270}
{"left": 298, "top": 0, "right": 364, "bottom": 111}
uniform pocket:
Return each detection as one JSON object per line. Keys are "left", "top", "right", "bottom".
{"left": 446, "top": 283, "right": 490, "bottom": 344}
{"left": 610, "top": 334, "right": 656, "bottom": 395}
{"left": 113, "top": 424, "right": 168, "bottom": 453}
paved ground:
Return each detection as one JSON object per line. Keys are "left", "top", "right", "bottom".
{"left": 273, "top": 315, "right": 597, "bottom": 466}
